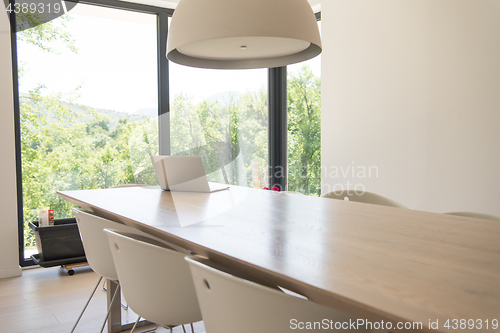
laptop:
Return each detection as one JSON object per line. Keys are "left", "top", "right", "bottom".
{"left": 150, "top": 155, "right": 229, "bottom": 193}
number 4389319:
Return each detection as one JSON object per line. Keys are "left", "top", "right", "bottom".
{"left": 444, "top": 319, "right": 498, "bottom": 330}
{"left": 5, "top": 2, "right": 64, "bottom": 14}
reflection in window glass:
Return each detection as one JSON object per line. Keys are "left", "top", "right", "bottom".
{"left": 287, "top": 21, "right": 321, "bottom": 196}
{"left": 17, "top": 4, "right": 158, "bottom": 257}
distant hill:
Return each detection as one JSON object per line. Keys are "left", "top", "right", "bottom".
{"left": 134, "top": 108, "right": 158, "bottom": 118}
{"left": 19, "top": 91, "right": 247, "bottom": 128}
{"left": 19, "top": 93, "right": 149, "bottom": 128}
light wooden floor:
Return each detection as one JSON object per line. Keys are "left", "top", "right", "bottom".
{"left": 0, "top": 265, "right": 206, "bottom": 333}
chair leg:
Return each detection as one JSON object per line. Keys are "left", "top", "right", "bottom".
{"left": 99, "top": 281, "right": 121, "bottom": 333}
{"left": 120, "top": 295, "right": 129, "bottom": 310}
{"left": 129, "top": 316, "right": 141, "bottom": 333}
{"left": 70, "top": 276, "right": 103, "bottom": 333}
{"left": 182, "top": 323, "right": 195, "bottom": 333}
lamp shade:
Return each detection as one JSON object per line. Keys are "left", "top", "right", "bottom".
{"left": 166, "top": 0, "right": 322, "bottom": 69}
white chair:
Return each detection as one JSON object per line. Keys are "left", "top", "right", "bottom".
{"left": 71, "top": 208, "right": 186, "bottom": 333}
{"left": 105, "top": 229, "right": 202, "bottom": 333}
{"left": 445, "top": 211, "right": 500, "bottom": 221}
{"left": 185, "top": 256, "right": 368, "bottom": 333}
{"left": 322, "top": 190, "right": 407, "bottom": 209}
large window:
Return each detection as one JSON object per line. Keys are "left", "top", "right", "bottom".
{"left": 15, "top": 3, "right": 162, "bottom": 261}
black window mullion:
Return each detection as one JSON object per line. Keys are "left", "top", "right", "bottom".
{"left": 268, "top": 66, "right": 287, "bottom": 191}
{"left": 158, "top": 11, "right": 170, "bottom": 155}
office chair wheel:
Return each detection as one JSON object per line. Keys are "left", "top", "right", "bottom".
{"left": 63, "top": 261, "right": 89, "bottom": 276}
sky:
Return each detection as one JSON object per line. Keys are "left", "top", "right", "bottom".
{"left": 17, "top": 3, "right": 321, "bottom": 114}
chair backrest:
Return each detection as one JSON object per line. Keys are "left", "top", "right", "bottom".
{"left": 185, "top": 256, "right": 367, "bottom": 333}
{"left": 73, "top": 208, "right": 188, "bottom": 280}
{"left": 105, "top": 229, "right": 202, "bottom": 327}
{"left": 322, "top": 190, "right": 407, "bottom": 209}
{"left": 73, "top": 208, "right": 130, "bottom": 280}
{"left": 445, "top": 211, "right": 500, "bottom": 221}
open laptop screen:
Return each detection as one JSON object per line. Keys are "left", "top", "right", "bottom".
{"left": 150, "top": 156, "right": 229, "bottom": 193}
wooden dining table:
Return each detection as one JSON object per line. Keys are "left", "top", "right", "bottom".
{"left": 58, "top": 184, "right": 500, "bottom": 333}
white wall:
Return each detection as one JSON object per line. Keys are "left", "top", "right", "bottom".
{"left": 0, "top": 10, "right": 22, "bottom": 278}
{"left": 321, "top": 0, "right": 500, "bottom": 215}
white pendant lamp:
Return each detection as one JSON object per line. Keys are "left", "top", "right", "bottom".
{"left": 166, "top": 0, "right": 322, "bottom": 69}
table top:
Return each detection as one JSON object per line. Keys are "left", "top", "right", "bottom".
{"left": 58, "top": 185, "right": 500, "bottom": 332}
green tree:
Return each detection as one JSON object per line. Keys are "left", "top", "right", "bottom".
{"left": 287, "top": 66, "right": 321, "bottom": 196}
{"left": 237, "top": 88, "right": 268, "bottom": 188}
{"left": 16, "top": 11, "right": 77, "bottom": 50}
{"left": 17, "top": 16, "right": 80, "bottom": 246}
{"left": 18, "top": 16, "right": 158, "bottom": 248}
{"left": 170, "top": 89, "right": 268, "bottom": 188}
